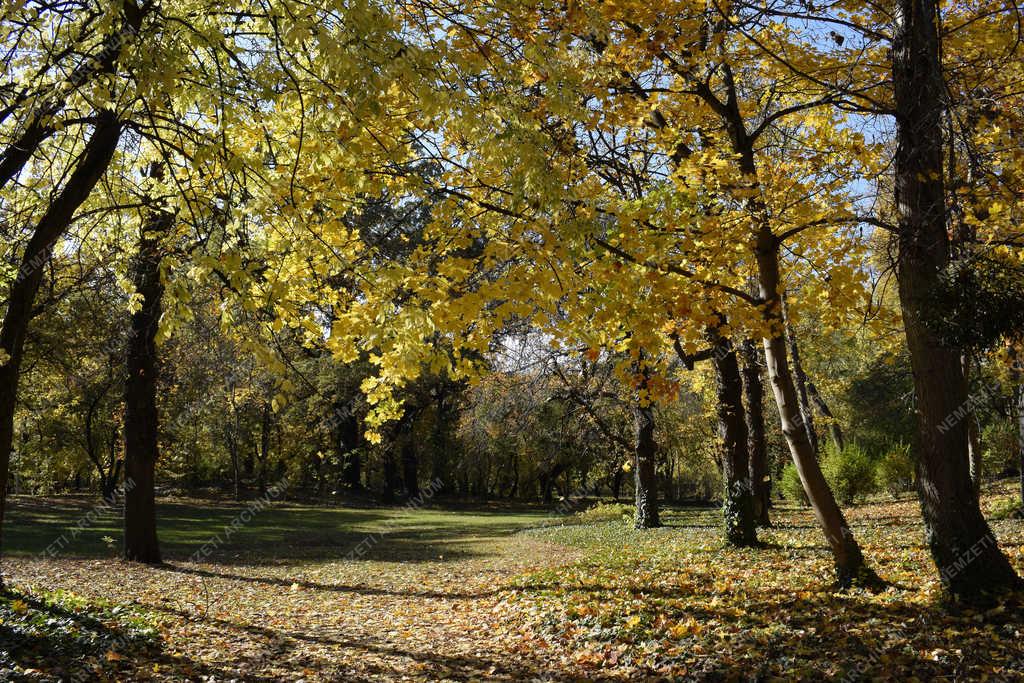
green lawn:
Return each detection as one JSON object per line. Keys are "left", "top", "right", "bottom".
{"left": 4, "top": 494, "right": 550, "bottom": 563}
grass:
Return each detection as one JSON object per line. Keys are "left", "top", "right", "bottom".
{"left": 4, "top": 494, "right": 549, "bottom": 564}
{"left": 0, "top": 588, "right": 162, "bottom": 680}
{"left": 1, "top": 488, "right": 1024, "bottom": 680}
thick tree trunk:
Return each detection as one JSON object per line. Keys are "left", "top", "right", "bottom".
{"left": 633, "top": 397, "right": 661, "bottom": 529}
{"left": 0, "top": 111, "right": 122, "bottom": 585}
{"left": 807, "top": 381, "right": 845, "bottom": 452}
{"left": 709, "top": 330, "right": 757, "bottom": 546}
{"left": 341, "top": 449, "right": 362, "bottom": 490}
{"left": 123, "top": 208, "right": 170, "bottom": 564}
{"left": 892, "top": 0, "right": 1020, "bottom": 599}
{"left": 740, "top": 339, "right": 771, "bottom": 527}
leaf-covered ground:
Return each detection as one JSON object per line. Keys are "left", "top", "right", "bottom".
{"left": 2, "top": 489, "right": 1024, "bottom": 681}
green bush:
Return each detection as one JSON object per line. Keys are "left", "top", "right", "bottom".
{"left": 874, "top": 441, "right": 915, "bottom": 496}
{"left": 780, "top": 463, "right": 809, "bottom": 506}
{"left": 821, "top": 441, "right": 876, "bottom": 504}
{"left": 981, "top": 420, "right": 1018, "bottom": 478}
{"left": 988, "top": 496, "right": 1024, "bottom": 521}
{"left": 572, "top": 501, "right": 633, "bottom": 524}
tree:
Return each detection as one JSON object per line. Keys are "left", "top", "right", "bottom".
{"left": 0, "top": 108, "right": 124, "bottom": 585}
{"left": 632, "top": 367, "right": 661, "bottom": 529}
{"left": 739, "top": 339, "right": 771, "bottom": 527}
{"left": 890, "top": 0, "right": 1021, "bottom": 599}
{"left": 302, "top": 0, "right": 884, "bottom": 584}
{"left": 123, "top": 201, "right": 171, "bottom": 563}
{"left": 708, "top": 330, "right": 757, "bottom": 545}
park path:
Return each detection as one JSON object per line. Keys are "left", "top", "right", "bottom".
{"left": 7, "top": 528, "right": 577, "bottom": 681}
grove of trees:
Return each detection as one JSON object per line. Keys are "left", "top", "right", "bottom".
{"left": 3, "top": 0, "right": 1024, "bottom": 604}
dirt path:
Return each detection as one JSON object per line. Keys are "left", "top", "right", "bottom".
{"left": 6, "top": 531, "right": 574, "bottom": 681}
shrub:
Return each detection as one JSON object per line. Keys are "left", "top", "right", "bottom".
{"left": 981, "top": 420, "right": 1018, "bottom": 478}
{"left": 988, "top": 496, "right": 1024, "bottom": 521}
{"left": 821, "top": 441, "right": 876, "bottom": 504}
{"left": 874, "top": 441, "right": 915, "bottom": 496}
{"left": 780, "top": 463, "right": 809, "bottom": 506}
{"left": 572, "top": 501, "right": 633, "bottom": 524}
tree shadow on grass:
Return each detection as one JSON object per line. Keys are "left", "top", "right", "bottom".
{"left": 512, "top": 576, "right": 1024, "bottom": 680}
{"left": 138, "top": 599, "right": 568, "bottom": 682}
{"left": 157, "top": 563, "right": 508, "bottom": 600}
{"left": 4, "top": 496, "right": 551, "bottom": 566}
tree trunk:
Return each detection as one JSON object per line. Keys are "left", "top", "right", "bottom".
{"left": 708, "top": 64, "right": 874, "bottom": 585}
{"left": 612, "top": 467, "right": 624, "bottom": 500}
{"left": 709, "top": 330, "right": 757, "bottom": 546}
{"left": 509, "top": 455, "right": 519, "bottom": 499}
{"left": 85, "top": 377, "right": 116, "bottom": 497}
{"left": 103, "top": 426, "right": 122, "bottom": 501}
{"left": 314, "top": 451, "right": 327, "bottom": 497}
{"left": 382, "top": 455, "right": 397, "bottom": 503}
{"left": 755, "top": 231, "right": 876, "bottom": 587}
{"left": 243, "top": 446, "right": 254, "bottom": 479}
{"left": 227, "top": 427, "right": 241, "bottom": 501}
{"left": 892, "top": 0, "right": 1020, "bottom": 599}
{"left": 123, "top": 206, "right": 170, "bottom": 565}
{"left": 540, "top": 470, "right": 553, "bottom": 504}
{"left": 0, "top": 111, "right": 122, "bottom": 585}
{"left": 740, "top": 339, "right": 771, "bottom": 527}
{"left": 258, "top": 403, "right": 271, "bottom": 494}
{"left": 962, "top": 356, "right": 982, "bottom": 497}
{"left": 1017, "top": 384, "right": 1024, "bottom": 508}
{"left": 967, "top": 414, "right": 982, "bottom": 497}
{"left": 101, "top": 461, "right": 123, "bottom": 503}
{"left": 401, "top": 441, "right": 419, "bottom": 499}
{"left": 430, "top": 389, "right": 452, "bottom": 494}
{"left": 337, "top": 412, "right": 362, "bottom": 490}
{"left": 807, "top": 381, "right": 845, "bottom": 452}
{"left": 783, "top": 299, "right": 819, "bottom": 456}
{"left": 633, "top": 394, "right": 661, "bottom": 529}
